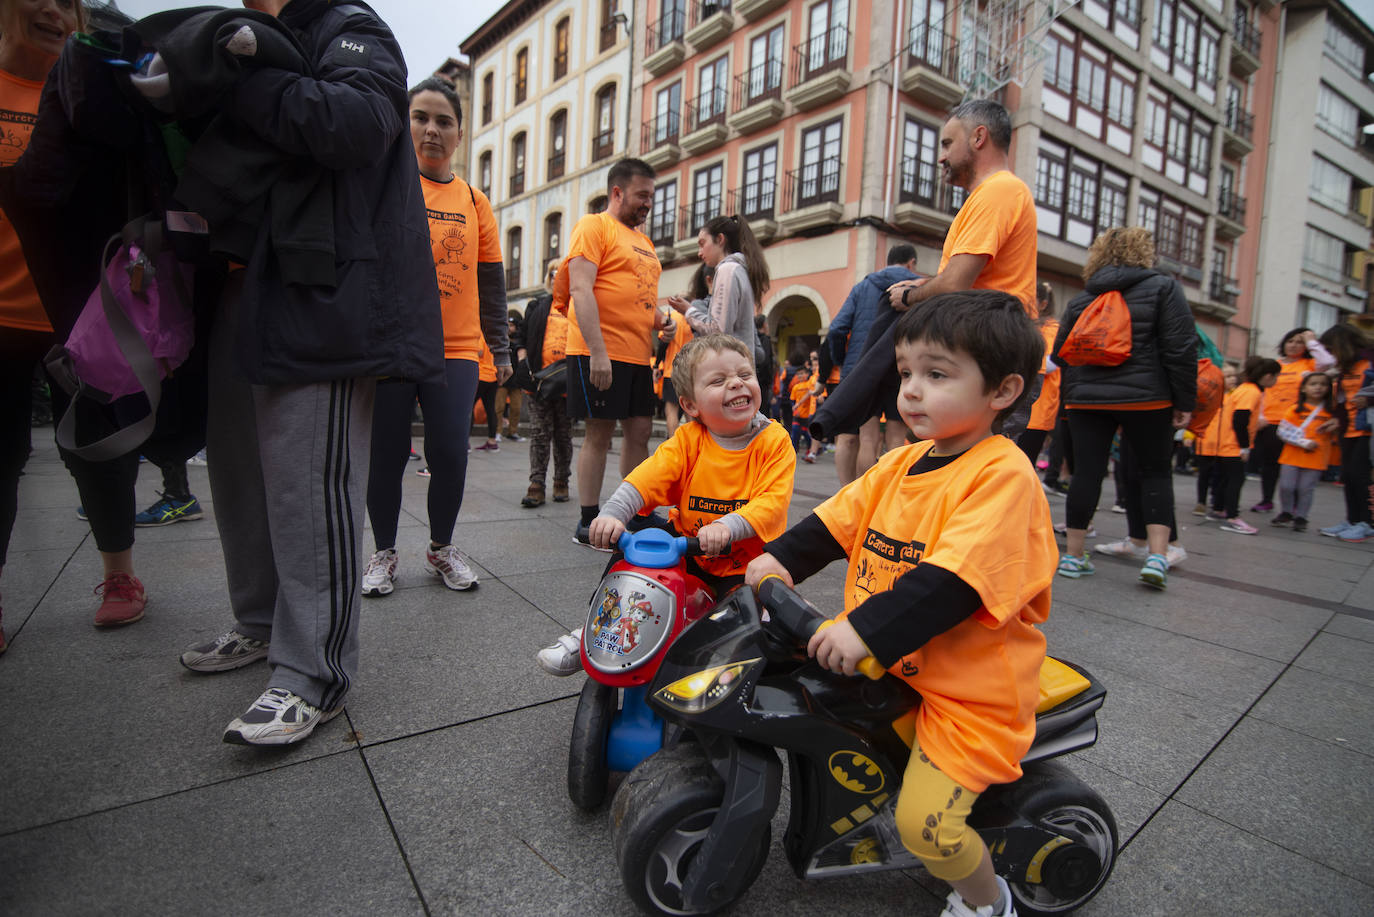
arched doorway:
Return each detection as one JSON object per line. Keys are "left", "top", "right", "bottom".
{"left": 767, "top": 293, "right": 825, "bottom": 365}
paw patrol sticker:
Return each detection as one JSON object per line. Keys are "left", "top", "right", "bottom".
{"left": 583, "top": 572, "right": 677, "bottom": 674}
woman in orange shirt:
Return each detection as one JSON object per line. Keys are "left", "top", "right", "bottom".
{"left": 1272, "top": 372, "right": 1339, "bottom": 533}
{"left": 1250, "top": 327, "right": 1335, "bottom": 512}
{"left": 1318, "top": 323, "right": 1372, "bottom": 540}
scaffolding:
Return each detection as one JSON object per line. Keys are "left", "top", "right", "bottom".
{"left": 953, "top": 0, "right": 1082, "bottom": 99}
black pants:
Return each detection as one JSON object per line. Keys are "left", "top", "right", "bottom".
{"left": 1341, "top": 436, "right": 1373, "bottom": 525}
{"left": 1254, "top": 424, "right": 1282, "bottom": 504}
{"left": 1067, "top": 408, "right": 1175, "bottom": 531}
{"left": 1213, "top": 457, "right": 1246, "bottom": 519}
{"left": 0, "top": 329, "right": 52, "bottom": 565}
{"left": 1118, "top": 434, "right": 1180, "bottom": 542}
{"left": 48, "top": 378, "right": 139, "bottom": 555}
{"left": 1017, "top": 428, "right": 1048, "bottom": 466}
{"left": 1194, "top": 455, "right": 1220, "bottom": 507}
{"left": 475, "top": 379, "right": 499, "bottom": 439}
{"left": 1044, "top": 415, "right": 1073, "bottom": 484}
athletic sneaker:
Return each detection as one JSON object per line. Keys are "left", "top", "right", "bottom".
{"left": 535, "top": 628, "right": 584, "bottom": 676}
{"left": 425, "top": 543, "right": 478, "bottom": 590}
{"left": 506, "top": 433, "right": 526, "bottom": 442}
{"left": 1292, "top": 517, "right": 1309, "bottom": 534}
{"left": 1250, "top": 501, "right": 1274, "bottom": 513}
{"left": 1219, "top": 518, "right": 1259, "bottom": 535}
{"left": 180, "top": 629, "right": 269, "bottom": 672}
{"left": 408, "top": 448, "right": 422, "bottom": 461}
{"left": 362, "top": 548, "right": 398, "bottom": 597}
{"left": 1057, "top": 554, "right": 1095, "bottom": 578}
{"left": 1205, "top": 510, "right": 1228, "bottom": 522}
{"left": 802, "top": 452, "right": 816, "bottom": 464}
{"left": 938, "top": 878, "right": 1018, "bottom": 917}
{"left": 474, "top": 441, "right": 500, "bottom": 452}
{"left": 1191, "top": 503, "right": 1208, "bottom": 516}
{"left": 93, "top": 573, "right": 146, "bottom": 627}
{"left": 1139, "top": 553, "right": 1168, "bottom": 589}
{"left": 1166, "top": 544, "right": 1187, "bottom": 567}
{"left": 1339, "top": 521, "right": 1374, "bottom": 543}
{"left": 1094, "top": 539, "right": 1147, "bottom": 559}
{"left": 223, "top": 687, "right": 341, "bottom": 746}
{"left": 1270, "top": 512, "right": 1293, "bottom": 527}
{"left": 416, "top": 466, "right": 431, "bottom": 477}
{"left": 574, "top": 523, "right": 614, "bottom": 552}
{"left": 134, "top": 493, "right": 204, "bottom": 527}
{"left": 76, "top": 505, "right": 88, "bottom": 521}
{"left": 1320, "top": 521, "right": 1353, "bottom": 537}
{"left": 1110, "top": 504, "right": 1126, "bottom": 513}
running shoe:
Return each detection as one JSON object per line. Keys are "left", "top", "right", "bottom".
{"left": 802, "top": 452, "right": 816, "bottom": 464}
{"left": 362, "top": 548, "right": 398, "bottom": 597}
{"left": 535, "top": 628, "right": 584, "bottom": 676}
{"left": 474, "top": 441, "right": 500, "bottom": 452}
{"left": 1292, "top": 517, "right": 1309, "bottom": 533}
{"left": 76, "top": 506, "right": 87, "bottom": 521}
{"left": 1250, "top": 501, "right": 1274, "bottom": 513}
{"left": 1219, "top": 518, "right": 1259, "bottom": 535}
{"left": 1191, "top": 503, "right": 1208, "bottom": 516}
{"left": 1166, "top": 545, "right": 1187, "bottom": 567}
{"left": 1139, "top": 553, "right": 1168, "bottom": 589}
{"left": 506, "top": 433, "right": 526, "bottom": 442}
{"left": 93, "top": 573, "right": 146, "bottom": 627}
{"left": 1056, "top": 554, "right": 1095, "bottom": 578}
{"left": 1094, "top": 539, "right": 1147, "bottom": 559}
{"left": 1270, "top": 512, "right": 1293, "bottom": 527}
{"left": 409, "top": 448, "right": 422, "bottom": 461}
{"left": 223, "top": 687, "right": 341, "bottom": 746}
{"left": 134, "top": 493, "right": 204, "bottom": 527}
{"left": 424, "top": 543, "right": 478, "bottom": 590}
{"left": 1110, "top": 504, "right": 1126, "bottom": 513}
{"left": 938, "top": 879, "right": 1018, "bottom": 917}
{"left": 1338, "top": 521, "right": 1374, "bottom": 543}
{"left": 180, "top": 629, "right": 269, "bottom": 672}
{"left": 1319, "top": 521, "right": 1352, "bottom": 537}
{"left": 416, "top": 466, "right": 431, "bottom": 477}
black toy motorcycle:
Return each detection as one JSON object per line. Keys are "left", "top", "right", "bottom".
{"left": 610, "top": 578, "right": 1117, "bottom": 916}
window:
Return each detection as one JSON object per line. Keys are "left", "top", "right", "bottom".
{"left": 1144, "top": 90, "right": 1167, "bottom": 146}
{"left": 506, "top": 227, "right": 522, "bottom": 289}
{"left": 1304, "top": 225, "right": 1348, "bottom": 280}
{"left": 515, "top": 48, "right": 528, "bottom": 104}
{"left": 478, "top": 151, "right": 492, "bottom": 198}
{"left": 1143, "top": 90, "right": 1211, "bottom": 193}
{"left": 1035, "top": 147, "right": 1067, "bottom": 210}
{"left": 1151, "top": 0, "right": 1174, "bottom": 53}
{"left": 481, "top": 72, "right": 494, "bottom": 125}
{"left": 590, "top": 194, "right": 608, "bottom": 213}
{"left": 1043, "top": 31, "right": 1075, "bottom": 95}
{"left": 1311, "top": 156, "right": 1354, "bottom": 213}
{"left": 690, "top": 162, "right": 724, "bottom": 233}
{"left": 649, "top": 179, "right": 677, "bottom": 246}
{"left": 797, "top": 117, "right": 843, "bottom": 207}
{"left": 1039, "top": 27, "right": 1135, "bottom": 152}
{"left": 746, "top": 25, "right": 785, "bottom": 103}
{"left": 1137, "top": 188, "right": 1159, "bottom": 236}
{"left": 510, "top": 132, "right": 526, "bottom": 197}
{"left": 803, "top": 0, "right": 850, "bottom": 77}
{"left": 600, "top": 0, "right": 619, "bottom": 52}
{"left": 909, "top": 0, "right": 949, "bottom": 69}
{"left": 653, "top": 83, "right": 681, "bottom": 145}
{"left": 1210, "top": 245, "right": 1232, "bottom": 297}
{"left": 544, "top": 213, "right": 562, "bottom": 273}
{"left": 1316, "top": 83, "right": 1359, "bottom": 146}
{"left": 594, "top": 85, "right": 616, "bottom": 160}
{"left": 899, "top": 118, "right": 940, "bottom": 206}
{"left": 1198, "top": 25, "right": 1219, "bottom": 92}
{"left": 742, "top": 143, "right": 778, "bottom": 218}
{"left": 695, "top": 55, "right": 729, "bottom": 127}
{"left": 1188, "top": 122, "right": 1211, "bottom": 173}
{"left": 1152, "top": 0, "right": 1215, "bottom": 96}
{"left": 1141, "top": 194, "right": 1207, "bottom": 267}
{"left": 1326, "top": 18, "right": 1365, "bottom": 75}
{"left": 1181, "top": 214, "right": 1203, "bottom": 266}
{"left": 548, "top": 110, "right": 567, "bottom": 179}
{"left": 1067, "top": 167, "right": 1098, "bottom": 224}
{"left": 1076, "top": 54, "right": 1107, "bottom": 112}
{"left": 1085, "top": 0, "right": 1141, "bottom": 33}
{"left": 1037, "top": 141, "right": 1128, "bottom": 244}
{"left": 1100, "top": 172, "right": 1127, "bottom": 229}
{"left": 1106, "top": 64, "right": 1135, "bottom": 126}
{"left": 1173, "top": 5, "right": 1197, "bottom": 71}
{"left": 554, "top": 18, "right": 570, "bottom": 80}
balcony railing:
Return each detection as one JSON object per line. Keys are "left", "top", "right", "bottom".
{"left": 688, "top": 0, "right": 731, "bottom": 28}
{"left": 648, "top": 210, "right": 676, "bottom": 248}
{"left": 679, "top": 198, "right": 723, "bottom": 240}
{"left": 505, "top": 265, "right": 522, "bottom": 290}
{"left": 728, "top": 180, "right": 777, "bottom": 222}
{"left": 907, "top": 22, "right": 957, "bottom": 78}
{"left": 593, "top": 129, "right": 615, "bottom": 162}
{"left": 685, "top": 87, "right": 728, "bottom": 132}
{"left": 642, "top": 112, "right": 682, "bottom": 149}
{"left": 784, "top": 157, "right": 842, "bottom": 210}
{"left": 791, "top": 26, "right": 849, "bottom": 85}
{"left": 1218, "top": 189, "right": 1247, "bottom": 223}
{"left": 733, "top": 59, "right": 784, "bottom": 110}
{"left": 899, "top": 156, "right": 966, "bottom": 213}
{"left": 646, "top": 9, "right": 686, "bottom": 54}
{"left": 600, "top": 20, "right": 618, "bottom": 52}
{"left": 509, "top": 169, "right": 525, "bottom": 198}
{"left": 1233, "top": 11, "right": 1261, "bottom": 57}
{"left": 548, "top": 151, "right": 566, "bottom": 180}
{"left": 1225, "top": 104, "right": 1254, "bottom": 141}
{"left": 1209, "top": 274, "right": 1238, "bottom": 306}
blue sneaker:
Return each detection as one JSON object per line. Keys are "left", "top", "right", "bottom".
{"left": 1139, "top": 553, "right": 1168, "bottom": 589}
{"left": 134, "top": 493, "right": 204, "bottom": 527}
{"left": 1057, "top": 553, "right": 1095, "bottom": 578}
{"left": 76, "top": 506, "right": 88, "bottom": 522}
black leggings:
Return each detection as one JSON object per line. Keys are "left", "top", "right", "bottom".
{"left": 1044, "top": 415, "right": 1073, "bottom": 484}
{"left": 367, "top": 359, "right": 480, "bottom": 550}
{"left": 475, "top": 380, "right": 499, "bottom": 439}
{"left": 1017, "top": 428, "right": 1048, "bottom": 466}
{"left": 1066, "top": 408, "right": 1175, "bottom": 531}
{"left": 1341, "top": 436, "right": 1373, "bottom": 525}
{"left": 1254, "top": 424, "right": 1283, "bottom": 504}
{"left": 1, "top": 329, "right": 52, "bottom": 565}
{"left": 48, "top": 377, "right": 139, "bottom": 555}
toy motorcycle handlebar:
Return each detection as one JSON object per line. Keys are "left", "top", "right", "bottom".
{"left": 613, "top": 528, "right": 706, "bottom": 560}
{"left": 755, "top": 575, "right": 886, "bottom": 680}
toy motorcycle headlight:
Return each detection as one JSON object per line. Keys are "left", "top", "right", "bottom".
{"left": 655, "top": 658, "right": 761, "bottom": 713}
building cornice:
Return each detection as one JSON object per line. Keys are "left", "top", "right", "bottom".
{"left": 461, "top": 0, "right": 549, "bottom": 60}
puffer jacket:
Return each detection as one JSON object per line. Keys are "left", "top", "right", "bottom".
{"left": 828, "top": 264, "right": 917, "bottom": 375}
{"left": 1053, "top": 264, "right": 1196, "bottom": 412}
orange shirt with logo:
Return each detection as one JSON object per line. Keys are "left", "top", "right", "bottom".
{"left": 939, "top": 170, "right": 1039, "bottom": 315}
{"left": 814, "top": 436, "right": 1055, "bottom": 792}
{"left": 624, "top": 419, "right": 795, "bottom": 578}
{"left": 790, "top": 371, "right": 817, "bottom": 419}
{"left": 540, "top": 308, "right": 569, "bottom": 368}
{"left": 1261, "top": 357, "right": 1315, "bottom": 424}
{"left": 422, "top": 175, "right": 503, "bottom": 362}
{"left": 1278, "top": 404, "right": 1335, "bottom": 470}
{"left": 475, "top": 334, "right": 497, "bottom": 383}
{"left": 1337, "top": 359, "right": 1371, "bottom": 439}
{"left": 1196, "top": 382, "right": 1261, "bottom": 458}
{"left": 0, "top": 70, "right": 50, "bottom": 332}
{"left": 1027, "top": 320, "right": 1061, "bottom": 431}
{"left": 565, "top": 212, "right": 662, "bottom": 366}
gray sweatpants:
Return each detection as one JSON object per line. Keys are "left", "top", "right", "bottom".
{"left": 1277, "top": 464, "right": 1321, "bottom": 520}
{"left": 207, "top": 276, "right": 376, "bottom": 710}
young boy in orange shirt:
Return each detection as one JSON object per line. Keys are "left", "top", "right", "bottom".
{"left": 746, "top": 291, "right": 1053, "bottom": 917}
{"left": 536, "top": 333, "right": 796, "bottom": 674}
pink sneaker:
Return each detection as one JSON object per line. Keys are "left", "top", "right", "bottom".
{"left": 94, "top": 572, "right": 146, "bottom": 626}
{"left": 1219, "top": 518, "right": 1259, "bottom": 535}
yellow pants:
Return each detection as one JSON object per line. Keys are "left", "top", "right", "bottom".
{"left": 895, "top": 744, "right": 987, "bottom": 881}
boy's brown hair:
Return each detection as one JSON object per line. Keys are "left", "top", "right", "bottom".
{"left": 670, "top": 333, "right": 754, "bottom": 418}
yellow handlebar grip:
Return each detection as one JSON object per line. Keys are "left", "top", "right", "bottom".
{"left": 815, "top": 620, "right": 886, "bottom": 680}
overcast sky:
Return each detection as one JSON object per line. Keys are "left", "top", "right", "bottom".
{"left": 108, "top": 0, "right": 511, "bottom": 79}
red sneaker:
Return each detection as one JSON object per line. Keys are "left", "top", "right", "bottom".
{"left": 94, "top": 572, "right": 146, "bottom": 627}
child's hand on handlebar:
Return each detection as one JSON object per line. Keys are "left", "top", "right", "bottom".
{"left": 589, "top": 516, "right": 625, "bottom": 550}
{"left": 807, "top": 619, "right": 875, "bottom": 677}
{"left": 745, "top": 553, "right": 793, "bottom": 592}
{"left": 696, "top": 522, "right": 732, "bottom": 556}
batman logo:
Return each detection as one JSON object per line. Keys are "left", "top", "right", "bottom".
{"left": 828, "top": 751, "right": 885, "bottom": 794}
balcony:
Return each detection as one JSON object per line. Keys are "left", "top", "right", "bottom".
{"left": 592, "top": 129, "right": 615, "bottom": 163}
{"left": 1209, "top": 274, "right": 1240, "bottom": 307}
{"left": 686, "top": 0, "right": 732, "bottom": 50}
{"left": 548, "top": 151, "right": 565, "bottom": 181}
{"left": 778, "top": 159, "right": 843, "bottom": 233}
{"left": 677, "top": 199, "right": 722, "bottom": 257}
{"left": 640, "top": 114, "right": 682, "bottom": 170}
{"left": 1222, "top": 105, "right": 1254, "bottom": 158}
{"left": 729, "top": 61, "right": 785, "bottom": 134}
{"left": 681, "top": 88, "right": 729, "bottom": 154}
{"left": 892, "top": 157, "right": 964, "bottom": 234}
{"left": 1215, "top": 189, "right": 1247, "bottom": 240}
{"left": 509, "top": 169, "right": 525, "bottom": 198}
{"left": 785, "top": 27, "right": 851, "bottom": 111}
{"left": 735, "top": 0, "right": 785, "bottom": 21}
{"left": 644, "top": 11, "right": 687, "bottom": 75}
{"left": 899, "top": 23, "right": 963, "bottom": 109}
{"left": 727, "top": 183, "right": 778, "bottom": 241}
{"left": 1230, "top": 12, "right": 1260, "bottom": 77}
{"left": 505, "top": 265, "right": 522, "bottom": 291}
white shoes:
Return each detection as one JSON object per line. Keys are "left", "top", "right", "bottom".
{"left": 536, "top": 628, "right": 584, "bottom": 676}
{"left": 362, "top": 548, "right": 398, "bottom": 597}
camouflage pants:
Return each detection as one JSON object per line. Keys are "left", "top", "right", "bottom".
{"left": 526, "top": 392, "right": 572, "bottom": 486}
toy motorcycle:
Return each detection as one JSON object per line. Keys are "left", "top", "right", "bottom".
{"left": 610, "top": 577, "right": 1117, "bottom": 916}
{"left": 568, "top": 527, "right": 715, "bottom": 809}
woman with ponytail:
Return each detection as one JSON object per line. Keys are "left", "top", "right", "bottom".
{"left": 668, "top": 214, "right": 770, "bottom": 358}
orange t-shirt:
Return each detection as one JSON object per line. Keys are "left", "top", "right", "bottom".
{"left": 659, "top": 319, "right": 694, "bottom": 381}
{"left": 422, "top": 175, "right": 503, "bottom": 361}
{"left": 1196, "top": 382, "right": 1261, "bottom": 458}
{"left": 1337, "top": 359, "right": 1371, "bottom": 439}
{"left": 939, "top": 170, "right": 1038, "bottom": 315}
{"left": 1261, "top": 357, "right": 1315, "bottom": 424}
{"left": 564, "top": 212, "right": 663, "bottom": 366}
{"left": 1278, "top": 404, "right": 1335, "bottom": 470}
{"left": 1027, "top": 320, "right": 1061, "bottom": 431}
{"left": 475, "top": 334, "right": 497, "bottom": 383}
{"left": 790, "top": 371, "right": 816, "bottom": 419}
{"left": 624, "top": 419, "right": 795, "bottom": 578}
{"left": 814, "top": 435, "right": 1054, "bottom": 792}
{"left": 0, "top": 69, "right": 50, "bottom": 332}
{"left": 540, "top": 308, "right": 569, "bottom": 368}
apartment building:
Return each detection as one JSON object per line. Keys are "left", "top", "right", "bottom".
{"left": 461, "top": 0, "right": 634, "bottom": 303}
{"left": 434, "top": 58, "right": 473, "bottom": 181}
{"left": 1252, "top": 0, "right": 1374, "bottom": 353}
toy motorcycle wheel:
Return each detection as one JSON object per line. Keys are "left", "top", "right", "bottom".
{"left": 1002, "top": 761, "right": 1118, "bottom": 916}
{"left": 611, "top": 743, "right": 770, "bottom": 916}
{"left": 568, "top": 678, "right": 617, "bottom": 810}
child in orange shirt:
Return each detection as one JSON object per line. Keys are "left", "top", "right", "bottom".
{"left": 1273, "top": 372, "right": 1339, "bottom": 533}
{"left": 746, "top": 290, "right": 1051, "bottom": 917}
{"left": 790, "top": 356, "right": 818, "bottom": 462}
{"left": 535, "top": 334, "right": 796, "bottom": 675}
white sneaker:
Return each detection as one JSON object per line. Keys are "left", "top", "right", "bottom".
{"left": 1093, "top": 539, "right": 1147, "bottom": 559}
{"left": 361, "top": 548, "right": 398, "bottom": 597}
{"left": 425, "top": 543, "right": 478, "bottom": 590}
{"left": 938, "top": 878, "right": 1017, "bottom": 916}
{"left": 222, "top": 687, "right": 341, "bottom": 746}
{"left": 535, "top": 628, "right": 584, "bottom": 676}
{"left": 1166, "top": 544, "right": 1187, "bottom": 567}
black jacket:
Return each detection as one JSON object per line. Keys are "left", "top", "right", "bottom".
{"left": 218, "top": 0, "right": 443, "bottom": 385}
{"left": 1053, "top": 265, "right": 1196, "bottom": 412}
